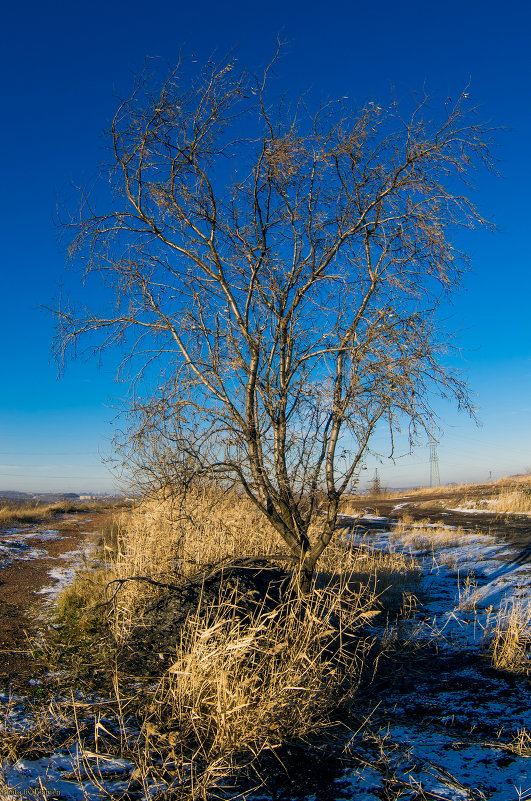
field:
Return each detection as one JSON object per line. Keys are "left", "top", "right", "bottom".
{"left": 1, "top": 479, "right": 531, "bottom": 799}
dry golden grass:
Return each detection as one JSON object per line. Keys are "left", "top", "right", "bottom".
{"left": 102, "top": 487, "right": 285, "bottom": 640}
{"left": 365, "top": 473, "right": 531, "bottom": 501}
{"left": 485, "top": 599, "right": 531, "bottom": 674}
{"left": 390, "top": 521, "right": 466, "bottom": 554}
{"left": 56, "top": 485, "right": 421, "bottom": 647}
{"left": 0, "top": 501, "right": 69, "bottom": 527}
{"left": 501, "top": 728, "right": 531, "bottom": 757}
{"left": 35, "top": 485, "right": 418, "bottom": 799}
{"left": 444, "top": 483, "right": 531, "bottom": 515}
{"left": 318, "top": 532, "right": 422, "bottom": 615}
{"left": 446, "top": 475, "right": 531, "bottom": 515}
{"left": 42, "top": 485, "right": 427, "bottom": 798}
{"left": 7, "top": 563, "right": 380, "bottom": 801}
{"left": 396, "top": 481, "right": 478, "bottom": 497}
{"left": 349, "top": 473, "right": 531, "bottom": 516}
{"left": 455, "top": 571, "right": 480, "bottom": 611}
{"left": 491, "top": 488, "right": 531, "bottom": 514}
{"left": 0, "top": 499, "right": 114, "bottom": 528}
{"left": 115, "top": 486, "right": 282, "bottom": 571}
{"left": 0, "top": 479, "right": 437, "bottom": 801}
{"left": 54, "top": 567, "right": 113, "bottom": 635}
{"left": 496, "top": 474, "right": 531, "bottom": 489}
{"left": 132, "top": 571, "right": 376, "bottom": 798}
{"left": 23, "top": 477, "right": 531, "bottom": 798}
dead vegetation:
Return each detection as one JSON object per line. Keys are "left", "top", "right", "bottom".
{"left": 0, "top": 498, "right": 120, "bottom": 528}
{"left": 390, "top": 519, "right": 467, "bottom": 554}
{"left": 445, "top": 476, "right": 531, "bottom": 516}
{"left": 340, "top": 473, "right": 531, "bottom": 522}
{"left": 5, "top": 479, "right": 531, "bottom": 798}
{"left": 492, "top": 486, "right": 531, "bottom": 515}
{"left": 0, "top": 486, "right": 427, "bottom": 800}
{"left": 485, "top": 599, "right": 531, "bottom": 675}
{"left": 128, "top": 577, "right": 375, "bottom": 798}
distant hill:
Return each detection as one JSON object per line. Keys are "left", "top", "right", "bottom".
{"left": 0, "top": 490, "right": 33, "bottom": 500}
{"left": 0, "top": 491, "right": 80, "bottom": 503}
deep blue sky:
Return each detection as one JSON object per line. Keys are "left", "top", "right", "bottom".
{"left": 1, "top": 0, "right": 530, "bottom": 492}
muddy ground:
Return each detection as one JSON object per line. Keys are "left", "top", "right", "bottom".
{"left": 0, "top": 511, "right": 111, "bottom": 686}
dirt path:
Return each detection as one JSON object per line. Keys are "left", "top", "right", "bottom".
{"left": 0, "top": 511, "right": 111, "bottom": 686}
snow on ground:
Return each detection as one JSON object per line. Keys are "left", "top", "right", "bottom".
{"left": 0, "top": 521, "right": 96, "bottom": 592}
{"left": 448, "top": 507, "right": 502, "bottom": 515}
{"left": 0, "top": 542, "right": 47, "bottom": 565}
{"left": 3, "top": 747, "right": 133, "bottom": 801}
{"left": 336, "top": 723, "right": 531, "bottom": 801}
{"left": 37, "top": 543, "right": 98, "bottom": 603}
{"left": 0, "top": 527, "right": 62, "bottom": 568}
{"left": 2, "top": 516, "right": 531, "bottom": 799}
{"left": 323, "top": 519, "right": 531, "bottom": 801}
{"left": 383, "top": 528, "right": 531, "bottom": 651}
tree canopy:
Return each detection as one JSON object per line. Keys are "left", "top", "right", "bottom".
{"left": 57, "top": 56, "right": 493, "bottom": 586}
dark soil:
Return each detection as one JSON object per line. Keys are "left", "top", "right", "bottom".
{"left": 120, "top": 558, "right": 291, "bottom": 675}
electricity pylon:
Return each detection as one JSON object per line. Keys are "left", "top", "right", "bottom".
{"left": 429, "top": 434, "right": 440, "bottom": 487}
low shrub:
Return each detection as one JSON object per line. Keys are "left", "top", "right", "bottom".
{"left": 390, "top": 521, "right": 466, "bottom": 554}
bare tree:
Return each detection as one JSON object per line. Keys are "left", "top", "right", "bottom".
{"left": 57, "top": 56, "right": 493, "bottom": 589}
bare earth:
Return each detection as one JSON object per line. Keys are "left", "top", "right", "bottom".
{"left": 0, "top": 511, "right": 110, "bottom": 686}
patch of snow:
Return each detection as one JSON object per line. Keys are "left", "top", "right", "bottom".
{"left": 0, "top": 543, "right": 46, "bottom": 567}
{"left": 6, "top": 746, "right": 133, "bottom": 801}
{"left": 37, "top": 543, "right": 94, "bottom": 600}
{"left": 23, "top": 529, "right": 62, "bottom": 542}
{"left": 1, "top": 527, "right": 31, "bottom": 535}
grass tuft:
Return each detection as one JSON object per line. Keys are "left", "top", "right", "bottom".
{"left": 485, "top": 599, "right": 531, "bottom": 674}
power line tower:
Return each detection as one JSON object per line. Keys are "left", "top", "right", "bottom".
{"left": 429, "top": 434, "right": 441, "bottom": 487}
{"left": 370, "top": 468, "right": 381, "bottom": 496}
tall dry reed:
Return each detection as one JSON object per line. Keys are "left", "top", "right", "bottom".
{"left": 132, "top": 569, "right": 376, "bottom": 799}
{"left": 492, "top": 489, "right": 531, "bottom": 515}
{"left": 104, "top": 487, "right": 284, "bottom": 639}
{"left": 28, "top": 486, "right": 429, "bottom": 800}
{"left": 485, "top": 599, "right": 531, "bottom": 674}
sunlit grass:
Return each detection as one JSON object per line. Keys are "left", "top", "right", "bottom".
{"left": 0, "top": 499, "right": 125, "bottom": 528}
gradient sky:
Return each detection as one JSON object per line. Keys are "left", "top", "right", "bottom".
{"left": 1, "top": 0, "right": 530, "bottom": 493}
